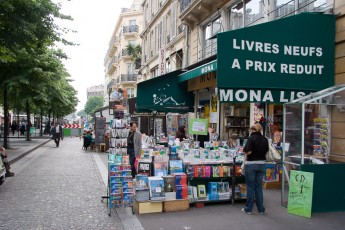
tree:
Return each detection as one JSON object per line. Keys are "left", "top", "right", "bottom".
{"left": 0, "top": 0, "right": 75, "bottom": 146}
{"left": 84, "top": 96, "right": 104, "bottom": 115}
{"left": 126, "top": 43, "right": 142, "bottom": 69}
{"left": 77, "top": 110, "right": 86, "bottom": 117}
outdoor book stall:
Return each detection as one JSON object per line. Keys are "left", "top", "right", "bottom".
{"left": 282, "top": 84, "right": 345, "bottom": 213}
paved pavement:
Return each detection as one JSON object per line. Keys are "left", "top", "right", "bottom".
{"left": 1, "top": 137, "right": 344, "bottom": 230}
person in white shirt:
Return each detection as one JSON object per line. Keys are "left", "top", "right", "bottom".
{"left": 50, "top": 123, "right": 64, "bottom": 147}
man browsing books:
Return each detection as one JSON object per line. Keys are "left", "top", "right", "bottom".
{"left": 127, "top": 122, "right": 142, "bottom": 177}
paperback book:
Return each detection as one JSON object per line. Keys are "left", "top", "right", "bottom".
{"left": 148, "top": 177, "right": 165, "bottom": 201}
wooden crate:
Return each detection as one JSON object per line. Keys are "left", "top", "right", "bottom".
{"left": 133, "top": 198, "right": 163, "bottom": 214}
{"left": 263, "top": 180, "right": 281, "bottom": 189}
{"left": 163, "top": 199, "right": 189, "bottom": 212}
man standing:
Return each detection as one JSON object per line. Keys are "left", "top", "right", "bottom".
{"left": 50, "top": 123, "right": 64, "bottom": 147}
{"left": 127, "top": 122, "right": 141, "bottom": 177}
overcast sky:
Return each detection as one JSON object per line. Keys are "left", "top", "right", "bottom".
{"left": 55, "top": 0, "right": 132, "bottom": 112}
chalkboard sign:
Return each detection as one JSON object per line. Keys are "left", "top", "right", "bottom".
{"left": 95, "top": 117, "right": 106, "bottom": 147}
{"left": 287, "top": 170, "right": 314, "bottom": 218}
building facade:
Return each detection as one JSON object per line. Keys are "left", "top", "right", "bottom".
{"left": 86, "top": 84, "right": 104, "bottom": 99}
{"left": 140, "top": 0, "right": 186, "bottom": 82}
{"left": 104, "top": 0, "right": 144, "bottom": 107}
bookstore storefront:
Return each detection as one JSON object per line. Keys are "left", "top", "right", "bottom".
{"left": 217, "top": 13, "right": 341, "bottom": 212}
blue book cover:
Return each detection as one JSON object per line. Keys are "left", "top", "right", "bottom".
{"left": 135, "top": 174, "right": 149, "bottom": 189}
{"left": 169, "top": 160, "right": 183, "bottom": 174}
{"left": 148, "top": 177, "right": 165, "bottom": 200}
{"left": 154, "top": 162, "right": 168, "bottom": 177}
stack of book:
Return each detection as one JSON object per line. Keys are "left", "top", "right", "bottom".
{"left": 134, "top": 174, "right": 150, "bottom": 201}
{"left": 173, "top": 172, "right": 188, "bottom": 199}
{"left": 148, "top": 177, "right": 165, "bottom": 201}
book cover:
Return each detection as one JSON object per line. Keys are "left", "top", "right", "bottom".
{"left": 194, "top": 165, "right": 203, "bottom": 178}
{"left": 202, "top": 166, "right": 211, "bottom": 177}
{"left": 176, "top": 185, "right": 188, "bottom": 199}
{"left": 208, "top": 182, "right": 218, "bottom": 195}
{"left": 148, "top": 177, "right": 165, "bottom": 200}
{"left": 135, "top": 174, "right": 149, "bottom": 189}
{"left": 169, "top": 160, "right": 183, "bottom": 174}
{"left": 185, "top": 165, "right": 194, "bottom": 178}
{"left": 115, "top": 155, "right": 123, "bottom": 165}
{"left": 122, "top": 155, "right": 129, "bottom": 165}
{"left": 154, "top": 161, "right": 168, "bottom": 177}
{"left": 212, "top": 166, "right": 219, "bottom": 177}
{"left": 219, "top": 166, "right": 224, "bottom": 177}
{"left": 173, "top": 173, "right": 187, "bottom": 186}
{"left": 223, "top": 166, "right": 231, "bottom": 177}
{"left": 197, "top": 185, "right": 207, "bottom": 198}
{"left": 138, "top": 162, "right": 152, "bottom": 176}
{"left": 163, "top": 176, "right": 174, "bottom": 192}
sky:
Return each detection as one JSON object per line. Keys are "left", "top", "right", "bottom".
{"left": 55, "top": 0, "right": 132, "bottom": 112}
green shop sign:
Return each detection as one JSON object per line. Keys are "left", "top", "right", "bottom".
{"left": 217, "top": 13, "right": 335, "bottom": 103}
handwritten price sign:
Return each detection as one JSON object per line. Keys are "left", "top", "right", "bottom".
{"left": 287, "top": 170, "right": 314, "bottom": 218}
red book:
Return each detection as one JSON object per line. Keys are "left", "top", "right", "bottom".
{"left": 173, "top": 172, "right": 187, "bottom": 186}
{"left": 194, "top": 165, "right": 203, "bottom": 178}
{"left": 176, "top": 185, "right": 188, "bottom": 199}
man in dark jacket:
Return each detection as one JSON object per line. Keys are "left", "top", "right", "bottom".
{"left": 242, "top": 123, "right": 268, "bottom": 215}
{"left": 50, "top": 123, "right": 64, "bottom": 147}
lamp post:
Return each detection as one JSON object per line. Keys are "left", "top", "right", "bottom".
{"left": 152, "top": 110, "right": 158, "bottom": 146}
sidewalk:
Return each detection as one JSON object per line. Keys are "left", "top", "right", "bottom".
{"left": 0, "top": 136, "right": 51, "bottom": 164}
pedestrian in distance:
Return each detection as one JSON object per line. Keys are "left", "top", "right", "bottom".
{"left": 11, "top": 121, "right": 17, "bottom": 136}
{"left": 242, "top": 123, "right": 268, "bottom": 215}
{"left": 0, "top": 145, "right": 15, "bottom": 177}
{"left": 127, "top": 122, "right": 141, "bottom": 178}
{"left": 50, "top": 123, "right": 64, "bottom": 147}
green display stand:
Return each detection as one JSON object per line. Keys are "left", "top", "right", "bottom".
{"left": 300, "top": 164, "right": 345, "bottom": 212}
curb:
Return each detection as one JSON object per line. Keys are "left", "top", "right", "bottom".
{"left": 9, "top": 139, "right": 51, "bottom": 165}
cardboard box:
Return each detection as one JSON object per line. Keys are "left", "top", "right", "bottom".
{"left": 133, "top": 198, "right": 163, "bottom": 214}
{"left": 163, "top": 199, "right": 189, "bottom": 212}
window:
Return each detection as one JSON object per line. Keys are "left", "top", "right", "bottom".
{"left": 201, "top": 17, "right": 221, "bottom": 60}
{"left": 127, "top": 88, "right": 135, "bottom": 98}
{"left": 229, "top": 2, "right": 243, "bottom": 30}
{"left": 127, "top": 63, "right": 134, "bottom": 75}
{"left": 128, "top": 40, "right": 135, "bottom": 45}
{"left": 165, "top": 59, "right": 171, "bottom": 73}
{"left": 170, "top": 1, "right": 177, "bottom": 39}
{"left": 245, "top": 0, "right": 264, "bottom": 27}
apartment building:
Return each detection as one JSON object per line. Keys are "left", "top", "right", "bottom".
{"left": 104, "top": 0, "right": 144, "bottom": 107}
{"left": 86, "top": 84, "right": 104, "bottom": 99}
{"left": 140, "top": 0, "right": 186, "bottom": 81}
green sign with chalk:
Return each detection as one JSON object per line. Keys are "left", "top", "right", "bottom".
{"left": 287, "top": 170, "right": 314, "bottom": 218}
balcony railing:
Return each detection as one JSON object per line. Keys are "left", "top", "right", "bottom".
{"left": 180, "top": 0, "right": 193, "bottom": 14}
{"left": 123, "top": 25, "right": 139, "bottom": 34}
{"left": 110, "top": 36, "right": 119, "bottom": 46}
{"left": 198, "top": 39, "right": 217, "bottom": 62}
{"left": 107, "top": 56, "right": 118, "bottom": 72}
{"left": 120, "top": 74, "right": 137, "bottom": 82}
{"left": 107, "top": 79, "right": 116, "bottom": 89}
{"left": 121, "top": 49, "right": 132, "bottom": 57}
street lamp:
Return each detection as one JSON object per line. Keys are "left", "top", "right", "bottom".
{"left": 152, "top": 110, "right": 158, "bottom": 145}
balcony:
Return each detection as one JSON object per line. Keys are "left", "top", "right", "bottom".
{"left": 107, "top": 56, "right": 118, "bottom": 74}
{"left": 120, "top": 74, "right": 137, "bottom": 83}
{"left": 180, "top": 0, "right": 223, "bottom": 27}
{"left": 121, "top": 49, "right": 132, "bottom": 59}
{"left": 122, "top": 25, "right": 139, "bottom": 37}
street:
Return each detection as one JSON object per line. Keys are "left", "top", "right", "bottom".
{"left": 0, "top": 138, "right": 344, "bottom": 230}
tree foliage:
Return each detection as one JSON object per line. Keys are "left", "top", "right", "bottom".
{"left": 84, "top": 96, "right": 104, "bottom": 115}
{"left": 0, "top": 0, "right": 78, "bottom": 146}
{"left": 126, "top": 43, "right": 142, "bottom": 69}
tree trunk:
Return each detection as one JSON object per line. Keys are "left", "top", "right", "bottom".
{"left": 3, "top": 88, "right": 9, "bottom": 148}
{"left": 40, "top": 108, "right": 43, "bottom": 137}
{"left": 26, "top": 99, "right": 30, "bottom": 141}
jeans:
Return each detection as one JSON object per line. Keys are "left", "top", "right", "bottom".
{"left": 127, "top": 147, "right": 136, "bottom": 178}
{"left": 244, "top": 164, "right": 265, "bottom": 213}
{"left": 54, "top": 133, "right": 61, "bottom": 147}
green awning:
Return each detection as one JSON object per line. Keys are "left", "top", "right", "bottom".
{"left": 178, "top": 60, "right": 217, "bottom": 82}
{"left": 136, "top": 70, "right": 194, "bottom": 113}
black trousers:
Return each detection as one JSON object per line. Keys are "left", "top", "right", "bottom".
{"left": 54, "top": 133, "right": 61, "bottom": 147}
{"left": 127, "top": 147, "right": 136, "bottom": 178}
